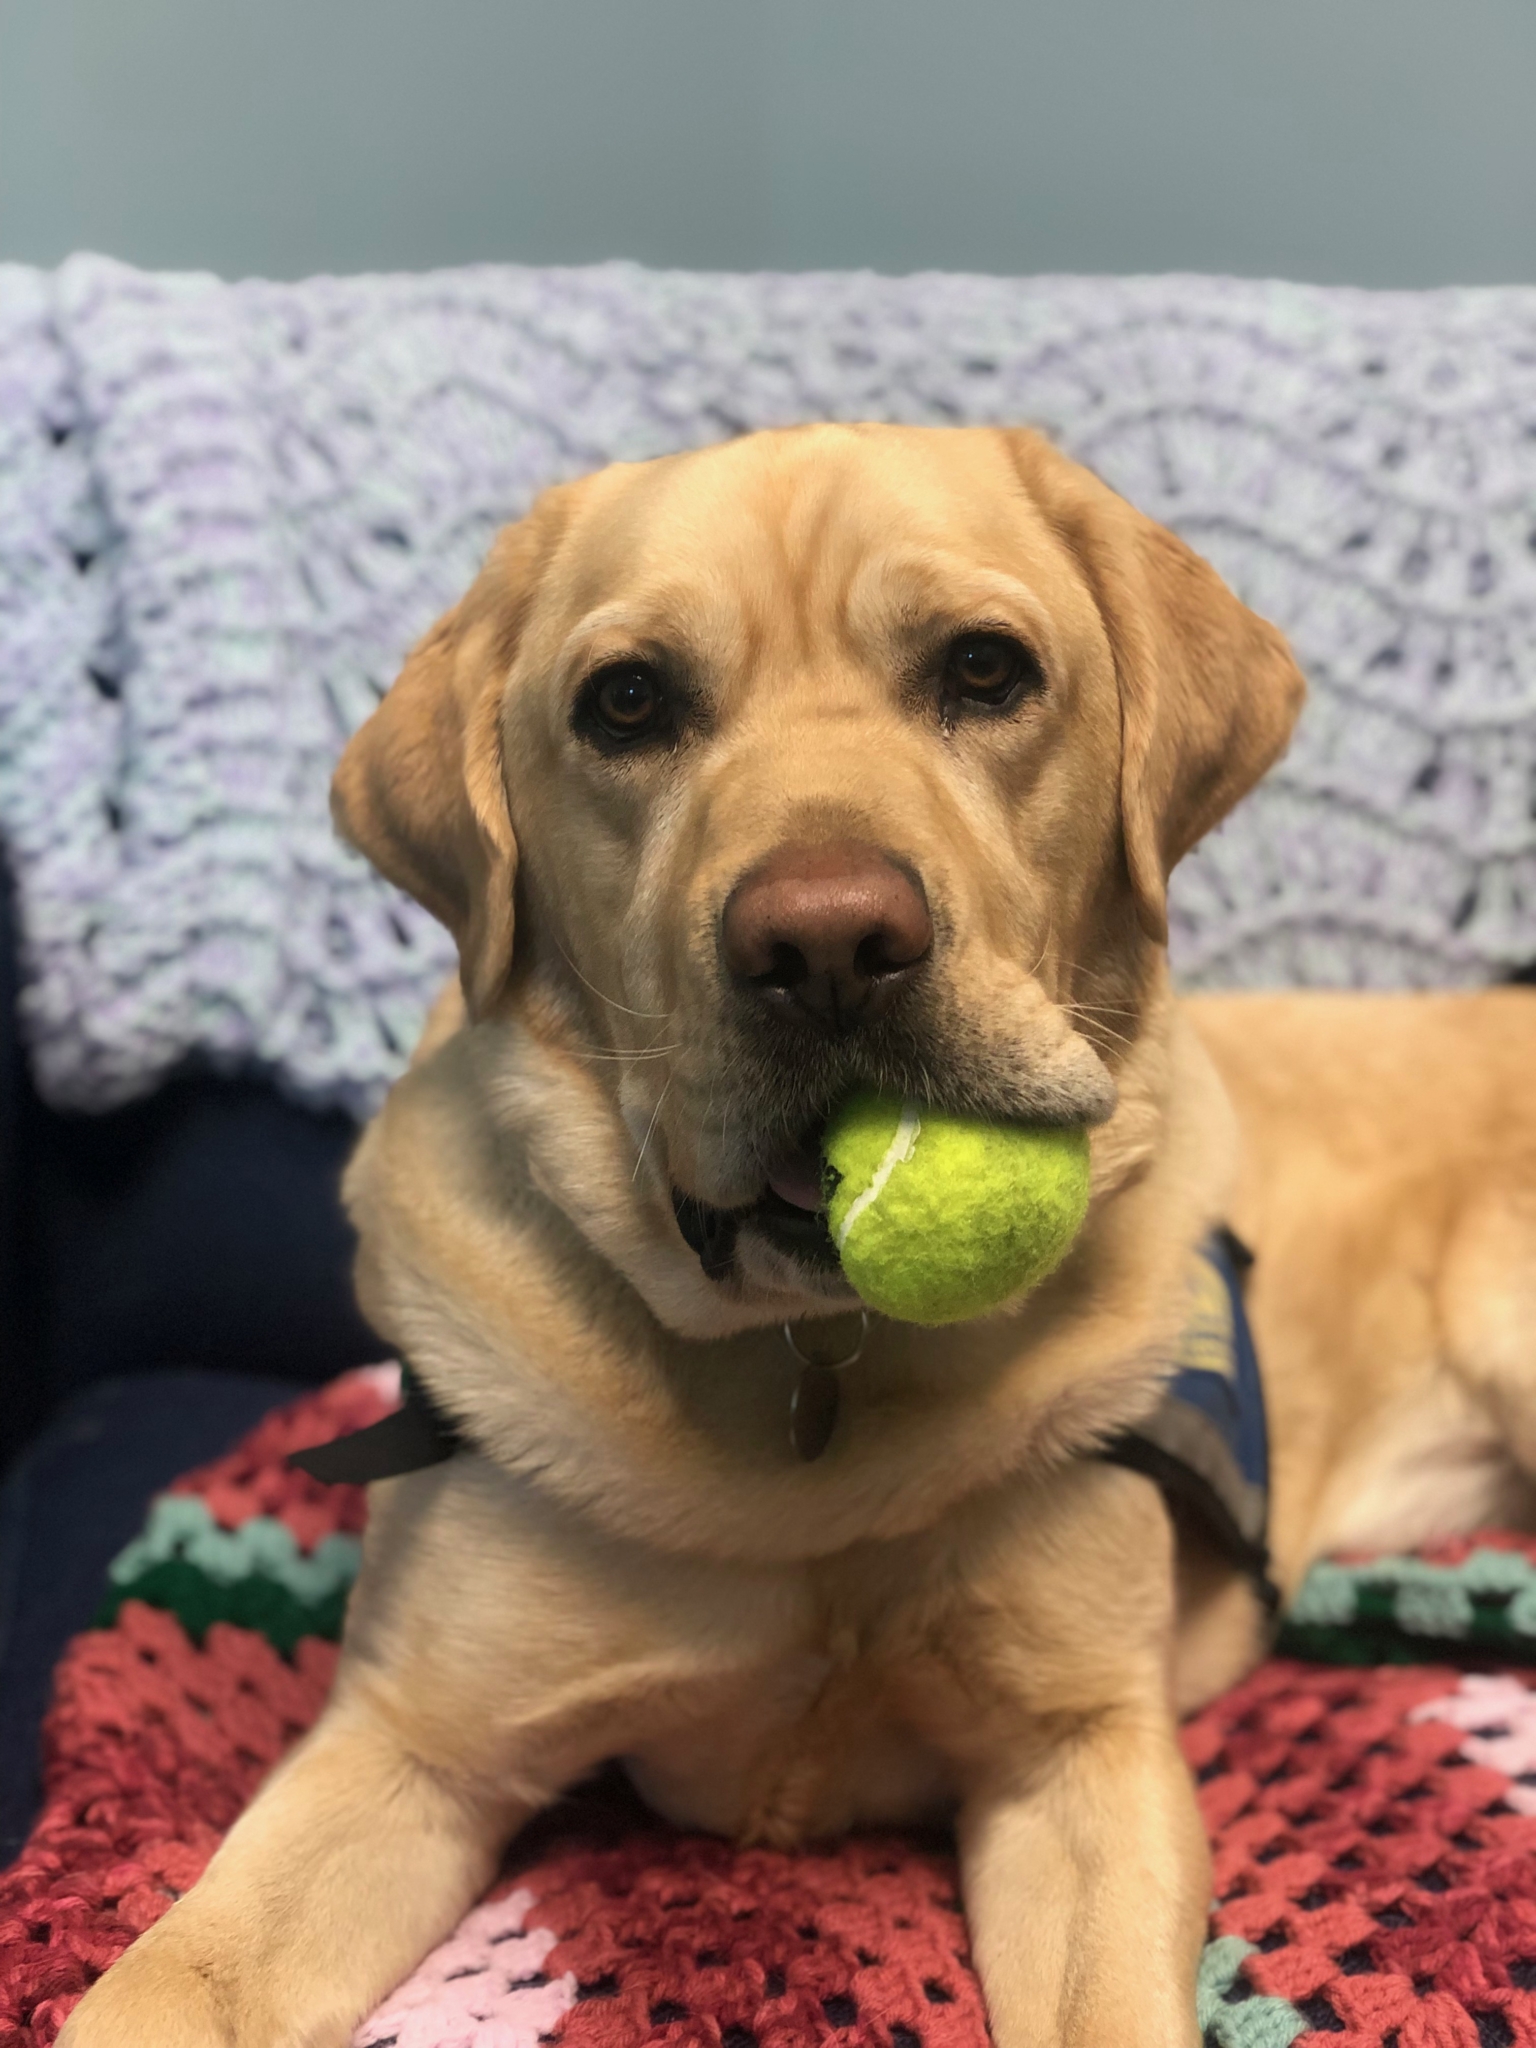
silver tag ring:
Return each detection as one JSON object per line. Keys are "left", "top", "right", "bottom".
{"left": 781, "top": 1308, "right": 870, "bottom": 1373}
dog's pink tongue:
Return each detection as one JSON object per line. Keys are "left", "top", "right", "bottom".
{"left": 766, "top": 1148, "right": 824, "bottom": 1211}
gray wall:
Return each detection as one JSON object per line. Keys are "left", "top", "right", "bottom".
{"left": 3, "top": 0, "right": 1534, "bottom": 285}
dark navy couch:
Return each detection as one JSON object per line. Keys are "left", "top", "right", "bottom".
{"left": 0, "top": 853, "right": 382, "bottom": 1859}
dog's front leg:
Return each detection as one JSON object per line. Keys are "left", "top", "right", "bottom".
{"left": 908, "top": 1459, "right": 1218, "bottom": 2048}
{"left": 59, "top": 1681, "right": 523, "bottom": 2048}
{"left": 959, "top": 1708, "right": 1210, "bottom": 2048}
{"left": 60, "top": 1452, "right": 800, "bottom": 2048}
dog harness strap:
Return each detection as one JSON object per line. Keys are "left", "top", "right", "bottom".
{"left": 1098, "top": 1228, "right": 1280, "bottom": 1614}
{"left": 286, "top": 1368, "right": 463, "bottom": 1484}
{"left": 291, "top": 1233, "right": 1279, "bottom": 1623}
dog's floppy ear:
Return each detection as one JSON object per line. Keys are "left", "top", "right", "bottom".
{"left": 1006, "top": 431, "right": 1306, "bottom": 944}
{"left": 331, "top": 521, "right": 542, "bottom": 1017}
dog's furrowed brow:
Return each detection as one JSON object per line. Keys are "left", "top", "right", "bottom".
{"left": 556, "top": 595, "right": 754, "bottom": 693}
{"left": 847, "top": 557, "right": 1069, "bottom": 677}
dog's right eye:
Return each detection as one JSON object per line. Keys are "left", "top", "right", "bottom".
{"left": 576, "top": 661, "right": 671, "bottom": 748}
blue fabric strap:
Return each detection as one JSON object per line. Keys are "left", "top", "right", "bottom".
{"left": 1099, "top": 1230, "right": 1279, "bottom": 1613}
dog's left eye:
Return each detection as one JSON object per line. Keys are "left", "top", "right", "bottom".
{"left": 578, "top": 661, "right": 670, "bottom": 747}
{"left": 941, "top": 632, "right": 1042, "bottom": 712}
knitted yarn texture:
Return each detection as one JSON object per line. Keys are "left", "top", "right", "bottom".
{"left": 10, "top": 1374, "right": 1536, "bottom": 2047}
{"left": 2, "top": 257, "right": 1535, "bottom": 1113}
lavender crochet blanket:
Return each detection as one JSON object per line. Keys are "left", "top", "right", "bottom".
{"left": 2, "top": 255, "right": 1535, "bottom": 1117}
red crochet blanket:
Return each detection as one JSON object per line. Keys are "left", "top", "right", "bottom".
{"left": 5, "top": 1369, "right": 1536, "bottom": 2048}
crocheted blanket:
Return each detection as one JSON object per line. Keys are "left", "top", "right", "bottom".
{"left": 6, "top": 1372, "right": 1536, "bottom": 2048}
{"left": 3, "top": 260, "right": 1536, "bottom": 1116}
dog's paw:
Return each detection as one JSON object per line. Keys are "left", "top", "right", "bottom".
{"left": 57, "top": 1920, "right": 368, "bottom": 2048}
{"left": 58, "top": 1935, "right": 236, "bottom": 2048}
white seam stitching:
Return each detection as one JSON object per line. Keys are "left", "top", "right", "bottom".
{"left": 834, "top": 1101, "right": 921, "bottom": 1252}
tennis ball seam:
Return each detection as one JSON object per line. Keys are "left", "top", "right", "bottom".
{"left": 832, "top": 1099, "right": 922, "bottom": 1253}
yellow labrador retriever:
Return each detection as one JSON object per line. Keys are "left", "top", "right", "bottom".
{"left": 63, "top": 425, "right": 1536, "bottom": 2048}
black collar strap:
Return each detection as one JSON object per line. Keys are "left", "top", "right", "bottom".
{"left": 289, "top": 1224, "right": 1276, "bottom": 1634}
{"left": 287, "top": 1367, "right": 463, "bottom": 1484}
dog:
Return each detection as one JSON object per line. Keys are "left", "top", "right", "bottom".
{"left": 62, "top": 423, "right": 1536, "bottom": 2048}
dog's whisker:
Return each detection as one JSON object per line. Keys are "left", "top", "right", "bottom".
{"left": 1064, "top": 996, "right": 1141, "bottom": 1020}
{"left": 1065, "top": 1010, "right": 1137, "bottom": 1053}
{"left": 550, "top": 933, "right": 668, "bottom": 1020}
{"left": 1086, "top": 1031, "right": 1136, "bottom": 1057}
{"left": 1064, "top": 999, "right": 1136, "bottom": 1021}
{"left": 1073, "top": 1003, "right": 1146, "bottom": 1040}
{"left": 569, "top": 1044, "right": 682, "bottom": 1062}
{"left": 1024, "top": 925, "right": 1055, "bottom": 983}
{"left": 632, "top": 1077, "right": 674, "bottom": 1185}
{"left": 1067, "top": 1000, "right": 1141, "bottom": 1023}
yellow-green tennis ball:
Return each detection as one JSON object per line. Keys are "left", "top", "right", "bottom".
{"left": 821, "top": 1093, "right": 1091, "bottom": 1326}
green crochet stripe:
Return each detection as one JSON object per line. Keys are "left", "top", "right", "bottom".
{"left": 96, "top": 1559, "right": 351, "bottom": 1655}
{"left": 94, "top": 1487, "right": 1536, "bottom": 1678}
{"left": 1276, "top": 1547, "right": 1536, "bottom": 1665}
{"left": 97, "top": 1495, "right": 362, "bottom": 1655}
{"left": 1196, "top": 1934, "right": 1307, "bottom": 2048}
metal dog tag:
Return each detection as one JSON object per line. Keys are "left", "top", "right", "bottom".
{"left": 790, "top": 1363, "right": 841, "bottom": 1462}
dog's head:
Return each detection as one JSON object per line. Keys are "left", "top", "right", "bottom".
{"left": 335, "top": 425, "right": 1303, "bottom": 1326}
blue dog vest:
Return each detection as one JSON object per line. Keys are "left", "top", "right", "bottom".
{"left": 1099, "top": 1228, "right": 1277, "bottom": 1611}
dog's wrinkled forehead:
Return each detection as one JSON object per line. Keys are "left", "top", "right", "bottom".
{"left": 529, "top": 425, "right": 1093, "bottom": 673}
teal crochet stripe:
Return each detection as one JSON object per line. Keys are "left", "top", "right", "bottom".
{"left": 1196, "top": 1934, "right": 1307, "bottom": 2048}
{"left": 1276, "top": 1547, "right": 1536, "bottom": 1665}
{"left": 99, "top": 1498, "right": 1536, "bottom": 1674}
{"left": 98, "top": 1495, "right": 363, "bottom": 1655}
{"left": 108, "top": 1494, "right": 362, "bottom": 1600}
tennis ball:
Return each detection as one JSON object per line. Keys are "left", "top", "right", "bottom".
{"left": 821, "top": 1092, "right": 1090, "bottom": 1325}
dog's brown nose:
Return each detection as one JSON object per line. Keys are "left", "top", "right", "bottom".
{"left": 721, "top": 840, "right": 932, "bottom": 1032}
